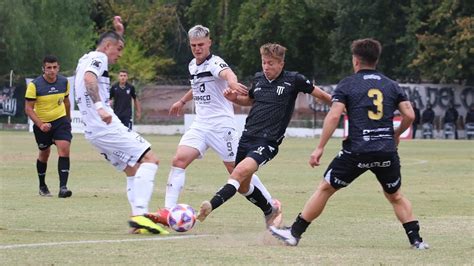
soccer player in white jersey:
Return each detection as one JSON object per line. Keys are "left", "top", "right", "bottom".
{"left": 150, "top": 25, "right": 281, "bottom": 227}
{"left": 74, "top": 16, "right": 168, "bottom": 235}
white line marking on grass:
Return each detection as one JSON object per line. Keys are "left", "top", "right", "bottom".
{"left": 0, "top": 234, "right": 210, "bottom": 250}
{"left": 6, "top": 228, "right": 126, "bottom": 235}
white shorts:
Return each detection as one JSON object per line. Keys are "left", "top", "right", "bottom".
{"left": 87, "top": 127, "right": 151, "bottom": 171}
{"left": 179, "top": 127, "right": 238, "bottom": 162}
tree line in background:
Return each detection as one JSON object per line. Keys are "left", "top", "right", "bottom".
{"left": 1, "top": 0, "right": 472, "bottom": 85}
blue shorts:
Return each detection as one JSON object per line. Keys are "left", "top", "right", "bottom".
{"left": 33, "top": 116, "right": 72, "bottom": 150}
{"left": 323, "top": 150, "right": 402, "bottom": 194}
{"left": 235, "top": 135, "right": 279, "bottom": 167}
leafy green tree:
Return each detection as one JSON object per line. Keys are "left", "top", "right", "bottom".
{"left": 186, "top": 0, "right": 244, "bottom": 54}
{"left": 409, "top": 0, "right": 474, "bottom": 83}
{"left": 1, "top": 0, "right": 95, "bottom": 75}
{"left": 95, "top": 0, "right": 190, "bottom": 78}
{"left": 329, "top": 0, "right": 411, "bottom": 81}
{"left": 110, "top": 39, "right": 174, "bottom": 84}
{"left": 215, "top": 0, "right": 333, "bottom": 82}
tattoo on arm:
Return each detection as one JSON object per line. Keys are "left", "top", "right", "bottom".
{"left": 85, "top": 75, "right": 101, "bottom": 103}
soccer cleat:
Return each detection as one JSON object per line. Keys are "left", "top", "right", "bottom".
{"left": 269, "top": 226, "right": 300, "bottom": 246}
{"left": 39, "top": 185, "right": 52, "bottom": 197}
{"left": 58, "top": 186, "right": 72, "bottom": 198}
{"left": 128, "top": 227, "right": 152, "bottom": 234}
{"left": 128, "top": 215, "right": 169, "bottom": 235}
{"left": 412, "top": 240, "right": 430, "bottom": 250}
{"left": 145, "top": 208, "right": 170, "bottom": 226}
{"left": 265, "top": 199, "right": 283, "bottom": 228}
{"left": 197, "top": 201, "right": 212, "bottom": 222}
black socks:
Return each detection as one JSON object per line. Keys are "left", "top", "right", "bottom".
{"left": 245, "top": 186, "right": 272, "bottom": 216}
{"left": 403, "top": 220, "right": 422, "bottom": 244}
{"left": 58, "top": 156, "right": 70, "bottom": 188}
{"left": 291, "top": 213, "right": 311, "bottom": 238}
{"left": 210, "top": 183, "right": 237, "bottom": 210}
{"left": 36, "top": 160, "right": 47, "bottom": 187}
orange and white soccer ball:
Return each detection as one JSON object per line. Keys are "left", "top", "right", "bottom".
{"left": 167, "top": 204, "right": 196, "bottom": 232}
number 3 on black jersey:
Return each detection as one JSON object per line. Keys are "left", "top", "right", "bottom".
{"left": 368, "top": 88, "right": 383, "bottom": 120}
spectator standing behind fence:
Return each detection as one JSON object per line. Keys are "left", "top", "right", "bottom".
{"left": 25, "top": 55, "right": 73, "bottom": 198}
{"left": 412, "top": 102, "right": 420, "bottom": 139}
{"left": 443, "top": 103, "right": 459, "bottom": 139}
{"left": 109, "top": 70, "right": 141, "bottom": 129}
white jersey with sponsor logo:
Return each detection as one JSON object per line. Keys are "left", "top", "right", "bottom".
{"left": 189, "top": 54, "right": 236, "bottom": 130}
{"left": 74, "top": 51, "right": 123, "bottom": 138}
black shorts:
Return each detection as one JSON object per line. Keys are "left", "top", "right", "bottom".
{"left": 323, "top": 150, "right": 402, "bottom": 194}
{"left": 33, "top": 116, "right": 72, "bottom": 150}
{"left": 118, "top": 116, "right": 132, "bottom": 129}
{"left": 235, "top": 135, "right": 279, "bottom": 167}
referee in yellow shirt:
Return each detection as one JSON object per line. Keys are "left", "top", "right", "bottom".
{"left": 25, "top": 55, "right": 72, "bottom": 198}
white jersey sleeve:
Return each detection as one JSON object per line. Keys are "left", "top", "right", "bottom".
{"left": 209, "top": 56, "right": 230, "bottom": 77}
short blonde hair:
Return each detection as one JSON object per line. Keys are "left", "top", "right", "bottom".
{"left": 188, "top": 25, "right": 210, "bottom": 39}
{"left": 260, "top": 43, "right": 287, "bottom": 61}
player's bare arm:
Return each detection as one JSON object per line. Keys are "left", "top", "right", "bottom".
{"left": 223, "top": 88, "right": 253, "bottom": 106}
{"left": 394, "top": 100, "right": 415, "bottom": 145}
{"left": 64, "top": 95, "right": 71, "bottom": 120}
{"left": 309, "top": 101, "right": 345, "bottom": 167}
{"left": 311, "top": 85, "right": 332, "bottom": 105}
{"left": 170, "top": 89, "right": 193, "bottom": 116}
{"left": 219, "top": 68, "right": 248, "bottom": 96}
{"left": 134, "top": 98, "right": 141, "bottom": 120}
{"left": 84, "top": 71, "right": 112, "bottom": 124}
{"left": 25, "top": 100, "right": 51, "bottom": 132}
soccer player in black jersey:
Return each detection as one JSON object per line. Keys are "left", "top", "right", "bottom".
{"left": 270, "top": 38, "right": 429, "bottom": 249}
{"left": 197, "top": 43, "right": 332, "bottom": 229}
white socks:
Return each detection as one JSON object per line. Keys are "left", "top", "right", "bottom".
{"left": 248, "top": 174, "right": 272, "bottom": 203}
{"left": 165, "top": 166, "right": 186, "bottom": 209}
{"left": 130, "top": 163, "right": 158, "bottom": 216}
{"left": 126, "top": 176, "right": 135, "bottom": 208}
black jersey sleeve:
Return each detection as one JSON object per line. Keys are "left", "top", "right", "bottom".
{"left": 109, "top": 84, "right": 116, "bottom": 100}
{"left": 394, "top": 83, "right": 408, "bottom": 104}
{"left": 130, "top": 85, "right": 137, "bottom": 99}
{"left": 249, "top": 73, "right": 261, "bottom": 99}
{"left": 295, "top": 73, "right": 314, "bottom": 94}
{"left": 332, "top": 77, "right": 351, "bottom": 104}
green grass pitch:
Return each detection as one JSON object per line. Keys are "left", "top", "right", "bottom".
{"left": 1, "top": 131, "right": 473, "bottom": 264}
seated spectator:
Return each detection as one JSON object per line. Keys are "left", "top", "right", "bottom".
{"left": 443, "top": 103, "right": 459, "bottom": 139}
{"left": 465, "top": 104, "right": 474, "bottom": 140}
{"left": 421, "top": 103, "right": 435, "bottom": 139}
